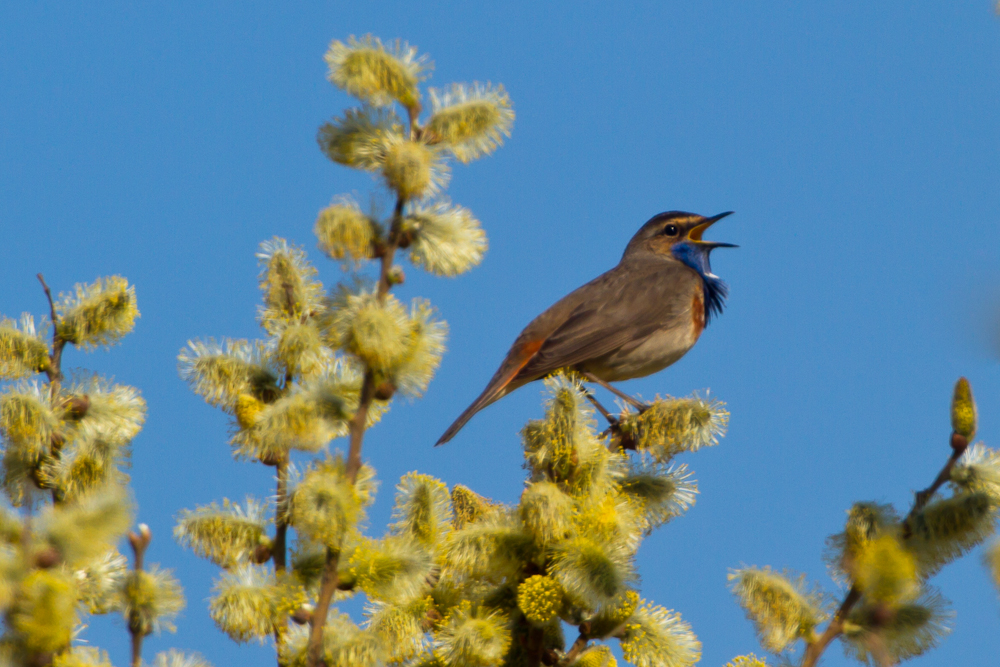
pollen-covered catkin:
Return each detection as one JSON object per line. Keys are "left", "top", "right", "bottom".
{"left": 426, "top": 83, "right": 514, "bottom": 163}
{"left": 0, "top": 315, "right": 49, "bottom": 379}
{"left": 517, "top": 575, "right": 564, "bottom": 623}
{"left": 853, "top": 534, "right": 918, "bottom": 604}
{"left": 55, "top": 277, "right": 139, "bottom": 349}
{"left": 325, "top": 35, "right": 427, "bottom": 108}
{"left": 315, "top": 198, "right": 380, "bottom": 263}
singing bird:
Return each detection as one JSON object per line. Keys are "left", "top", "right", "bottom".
{"left": 436, "top": 210, "right": 736, "bottom": 445}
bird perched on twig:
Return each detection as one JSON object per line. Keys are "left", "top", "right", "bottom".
{"left": 436, "top": 210, "right": 736, "bottom": 445}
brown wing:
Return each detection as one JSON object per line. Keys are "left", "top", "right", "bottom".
{"left": 516, "top": 258, "right": 698, "bottom": 380}
{"left": 436, "top": 257, "right": 697, "bottom": 445}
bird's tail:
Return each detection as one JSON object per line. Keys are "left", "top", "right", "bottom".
{"left": 435, "top": 385, "right": 507, "bottom": 446}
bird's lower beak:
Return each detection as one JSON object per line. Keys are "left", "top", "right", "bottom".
{"left": 689, "top": 211, "right": 736, "bottom": 246}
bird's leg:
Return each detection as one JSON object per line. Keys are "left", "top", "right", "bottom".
{"left": 584, "top": 390, "right": 618, "bottom": 426}
{"left": 584, "top": 390, "right": 635, "bottom": 452}
{"left": 583, "top": 372, "right": 649, "bottom": 412}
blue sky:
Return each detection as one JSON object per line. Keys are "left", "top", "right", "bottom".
{"left": 2, "top": 2, "right": 1000, "bottom": 666}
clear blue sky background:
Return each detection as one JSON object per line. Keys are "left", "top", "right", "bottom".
{"left": 2, "top": 2, "right": 1000, "bottom": 666}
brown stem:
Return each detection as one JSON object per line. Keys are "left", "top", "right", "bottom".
{"left": 558, "top": 626, "right": 591, "bottom": 666}
{"left": 525, "top": 626, "right": 545, "bottom": 667}
{"left": 36, "top": 274, "right": 65, "bottom": 389}
{"left": 306, "top": 196, "right": 406, "bottom": 667}
{"left": 273, "top": 459, "right": 289, "bottom": 572}
{"left": 801, "top": 587, "right": 861, "bottom": 667}
{"left": 306, "top": 548, "right": 340, "bottom": 667}
{"left": 37, "top": 274, "right": 68, "bottom": 505}
{"left": 346, "top": 373, "right": 376, "bottom": 483}
{"left": 127, "top": 526, "right": 151, "bottom": 667}
{"left": 800, "top": 433, "right": 970, "bottom": 667}
{"left": 902, "top": 435, "right": 968, "bottom": 538}
{"left": 406, "top": 103, "right": 421, "bottom": 141}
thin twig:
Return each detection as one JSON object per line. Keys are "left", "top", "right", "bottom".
{"left": 558, "top": 626, "right": 591, "bottom": 666}
{"left": 902, "top": 435, "right": 969, "bottom": 537}
{"left": 800, "top": 434, "right": 970, "bottom": 667}
{"left": 37, "top": 274, "right": 68, "bottom": 504}
{"left": 273, "top": 459, "right": 289, "bottom": 572}
{"left": 272, "top": 292, "right": 297, "bottom": 661}
{"left": 127, "top": 526, "right": 151, "bottom": 667}
{"left": 801, "top": 587, "right": 861, "bottom": 667}
{"left": 36, "top": 274, "right": 64, "bottom": 388}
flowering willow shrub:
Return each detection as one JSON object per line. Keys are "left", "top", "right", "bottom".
{"left": 173, "top": 34, "right": 736, "bottom": 667}
{"left": 0, "top": 277, "right": 201, "bottom": 667}
{"left": 174, "top": 34, "right": 511, "bottom": 667}
{"left": 726, "top": 378, "right": 1000, "bottom": 667}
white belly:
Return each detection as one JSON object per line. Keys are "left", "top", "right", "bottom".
{"left": 583, "top": 322, "right": 700, "bottom": 382}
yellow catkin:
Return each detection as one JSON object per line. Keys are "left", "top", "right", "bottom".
{"left": 853, "top": 534, "right": 918, "bottom": 604}
{"left": 606, "top": 590, "right": 640, "bottom": 625}
{"left": 951, "top": 377, "right": 976, "bottom": 438}
{"left": 517, "top": 575, "right": 564, "bottom": 624}
{"left": 726, "top": 655, "right": 768, "bottom": 667}
{"left": 234, "top": 394, "right": 265, "bottom": 430}
{"left": 325, "top": 37, "right": 423, "bottom": 108}
{"left": 382, "top": 140, "right": 434, "bottom": 199}
{"left": 11, "top": 570, "right": 77, "bottom": 653}
{"left": 315, "top": 203, "right": 377, "bottom": 262}
{"left": 572, "top": 645, "right": 617, "bottom": 667}
{"left": 450, "top": 484, "right": 492, "bottom": 529}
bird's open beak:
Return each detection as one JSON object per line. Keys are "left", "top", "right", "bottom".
{"left": 689, "top": 211, "right": 737, "bottom": 248}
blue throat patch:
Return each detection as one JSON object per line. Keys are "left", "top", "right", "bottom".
{"left": 670, "top": 242, "right": 729, "bottom": 324}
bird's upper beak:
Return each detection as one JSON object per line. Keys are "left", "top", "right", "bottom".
{"left": 689, "top": 211, "right": 737, "bottom": 248}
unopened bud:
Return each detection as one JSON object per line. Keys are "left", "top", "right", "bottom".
{"left": 291, "top": 606, "right": 313, "bottom": 625}
{"left": 258, "top": 451, "right": 284, "bottom": 467}
{"left": 869, "top": 601, "right": 894, "bottom": 628}
{"left": 252, "top": 544, "right": 272, "bottom": 564}
{"left": 34, "top": 547, "right": 61, "bottom": 569}
{"left": 951, "top": 377, "right": 977, "bottom": 439}
{"left": 65, "top": 395, "right": 91, "bottom": 419}
{"left": 951, "top": 432, "right": 968, "bottom": 453}
{"left": 374, "top": 381, "right": 396, "bottom": 401}
{"left": 387, "top": 266, "right": 405, "bottom": 286}
{"left": 129, "top": 524, "right": 152, "bottom": 555}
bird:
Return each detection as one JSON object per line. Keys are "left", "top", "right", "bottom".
{"left": 436, "top": 210, "right": 736, "bottom": 445}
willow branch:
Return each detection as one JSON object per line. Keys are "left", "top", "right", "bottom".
{"left": 800, "top": 433, "right": 970, "bottom": 667}
{"left": 37, "top": 274, "right": 68, "bottom": 504}
{"left": 902, "top": 434, "right": 969, "bottom": 537}
{"left": 525, "top": 625, "right": 545, "bottom": 667}
{"left": 558, "top": 626, "right": 591, "bottom": 666}
{"left": 36, "top": 274, "right": 64, "bottom": 388}
{"left": 273, "top": 459, "right": 288, "bottom": 571}
{"left": 307, "top": 195, "right": 406, "bottom": 667}
{"left": 127, "top": 527, "right": 151, "bottom": 667}
{"left": 801, "top": 587, "right": 861, "bottom": 667}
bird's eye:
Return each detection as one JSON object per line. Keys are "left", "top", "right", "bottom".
{"left": 663, "top": 225, "right": 679, "bottom": 237}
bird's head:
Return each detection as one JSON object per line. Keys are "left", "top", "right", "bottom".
{"left": 623, "top": 211, "right": 737, "bottom": 275}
